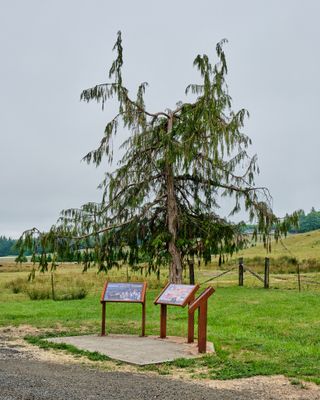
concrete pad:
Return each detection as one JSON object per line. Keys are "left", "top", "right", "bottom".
{"left": 47, "top": 335, "right": 214, "bottom": 365}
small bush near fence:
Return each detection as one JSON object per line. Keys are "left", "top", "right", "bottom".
{"left": 5, "top": 278, "right": 27, "bottom": 294}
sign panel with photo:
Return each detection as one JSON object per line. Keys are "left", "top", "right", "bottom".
{"left": 155, "top": 284, "right": 198, "bottom": 307}
{"left": 102, "top": 282, "right": 146, "bottom": 303}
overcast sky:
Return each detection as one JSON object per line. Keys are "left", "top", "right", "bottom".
{"left": 1, "top": 0, "right": 319, "bottom": 238}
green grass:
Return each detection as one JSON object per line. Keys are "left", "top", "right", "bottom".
{"left": 1, "top": 233, "right": 319, "bottom": 383}
{"left": 0, "top": 264, "right": 319, "bottom": 384}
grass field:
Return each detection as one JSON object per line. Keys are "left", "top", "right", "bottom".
{"left": 241, "top": 230, "right": 320, "bottom": 260}
{"left": 0, "top": 261, "right": 319, "bottom": 384}
{"left": 219, "top": 229, "right": 320, "bottom": 273}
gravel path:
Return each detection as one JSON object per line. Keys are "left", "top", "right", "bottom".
{"left": 0, "top": 332, "right": 319, "bottom": 400}
{"left": 0, "top": 358, "right": 241, "bottom": 400}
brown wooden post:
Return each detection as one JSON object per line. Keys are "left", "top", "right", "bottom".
{"left": 51, "top": 272, "right": 55, "bottom": 300}
{"left": 197, "top": 307, "right": 200, "bottom": 345}
{"left": 188, "top": 315, "right": 194, "bottom": 343}
{"left": 264, "top": 257, "right": 270, "bottom": 289}
{"left": 101, "top": 302, "right": 106, "bottom": 336}
{"left": 141, "top": 283, "right": 147, "bottom": 337}
{"left": 198, "top": 301, "right": 208, "bottom": 353}
{"left": 187, "top": 294, "right": 195, "bottom": 343}
{"left": 141, "top": 302, "right": 146, "bottom": 337}
{"left": 160, "top": 304, "right": 167, "bottom": 338}
{"left": 239, "top": 257, "right": 244, "bottom": 286}
{"left": 188, "top": 259, "right": 195, "bottom": 285}
{"left": 188, "top": 287, "right": 215, "bottom": 354}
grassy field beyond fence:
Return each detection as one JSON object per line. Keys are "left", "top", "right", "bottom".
{"left": 225, "top": 229, "right": 320, "bottom": 273}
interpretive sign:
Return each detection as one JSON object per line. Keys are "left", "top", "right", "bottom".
{"left": 155, "top": 284, "right": 199, "bottom": 307}
{"left": 154, "top": 283, "right": 199, "bottom": 339}
{"left": 100, "top": 282, "right": 147, "bottom": 337}
{"left": 101, "top": 282, "right": 146, "bottom": 303}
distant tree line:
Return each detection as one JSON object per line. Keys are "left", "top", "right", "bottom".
{"left": 243, "top": 208, "right": 320, "bottom": 235}
{"left": 0, "top": 236, "right": 86, "bottom": 262}
{"left": 289, "top": 208, "right": 320, "bottom": 233}
{"left": 0, "top": 236, "right": 19, "bottom": 256}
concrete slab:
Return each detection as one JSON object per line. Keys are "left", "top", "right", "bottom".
{"left": 47, "top": 335, "right": 214, "bottom": 365}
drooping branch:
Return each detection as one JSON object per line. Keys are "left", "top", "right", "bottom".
{"left": 175, "top": 174, "right": 270, "bottom": 199}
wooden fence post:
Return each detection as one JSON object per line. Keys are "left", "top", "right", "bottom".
{"left": 188, "top": 258, "right": 195, "bottom": 285}
{"left": 239, "top": 257, "right": 244, "bottom": 286}
{"left": 51, "top": 272, "right": 55, "bottom": 300}
{"left": 264, "top": 257, "right": 270, "bottom": 289}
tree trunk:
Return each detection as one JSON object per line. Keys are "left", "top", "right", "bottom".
{"left": 166, "top": 115, "right": 183, "bottom": 283}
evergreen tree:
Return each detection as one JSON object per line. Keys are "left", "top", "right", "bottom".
{"left": 17, "top": 32, "right": 296, "bottom": 283}
{"left": 289, "top": 208, "right": 320, "bottom": 233}
{"left": 0, "top": 236, "right": 18, "bottom": 256}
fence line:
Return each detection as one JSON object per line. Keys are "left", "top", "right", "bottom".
{"left": 243, "top": 266, "right": 264, "bottom": 283}
{"left": 198, "top": 258, "right": 319, "bottom": 291}
{"left": 200, "top": 266, "right": 236, "bottom": 286}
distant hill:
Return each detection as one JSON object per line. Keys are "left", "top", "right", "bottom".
{"left": 238, "top": 229, "right": 320, "bottom": 262}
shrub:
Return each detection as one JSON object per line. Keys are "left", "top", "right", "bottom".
{"left": 5, "top": 278, "right": 26, "bottom": 294}
{"left": 26, "top": 286, "right": 88, "bottom": 301}
{"left": 27, "top": 287, "right": 51, "bottom": 300}
{"left": 6, "top": 274, "right": 89, "bottom": 301}
{"left": 54, "top": 288, "right": 87, "bottom": 301}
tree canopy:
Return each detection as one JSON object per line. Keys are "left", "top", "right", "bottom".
{"left": 17, "top": 32, "right": 297, "bottom": 283}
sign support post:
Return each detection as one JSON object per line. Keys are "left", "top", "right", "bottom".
{"left": 101, "top": 301, "right": 106, "bottom": 336}
{"left": 142, "top": 300, "right": 146, "bottom": 337}
{"left": 160, "top": 304, "right": 167, "bottom": 338}
{"left": 187, "top": 294, "right": 195, "bottom": 343}
{"left": 188, "top": 286, "right": 215, "bottom": 353}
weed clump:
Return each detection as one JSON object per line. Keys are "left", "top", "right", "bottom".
{"left": 27, "top": 287, "right": 51, "bottom": 300}
{"left": 54, "top": 288, "right": 87, "bottom": 301}
{"left": 5, "top": 278, "right": 26, "bottom": 293}
{"left": 6, "top": 276, "right": 88, "bottom": 301}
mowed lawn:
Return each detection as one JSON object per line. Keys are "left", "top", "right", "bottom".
{"left": 0, "top": 265, "right": 319, "bottom": 384}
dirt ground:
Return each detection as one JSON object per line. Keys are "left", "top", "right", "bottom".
{"left": 1, "top": 325, "right": 319, "bottom": 400}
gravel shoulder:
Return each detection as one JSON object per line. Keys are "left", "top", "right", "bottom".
{"left": 0, "top": 326, "right": 319, "bottom": 400}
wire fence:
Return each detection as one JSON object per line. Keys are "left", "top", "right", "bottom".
{"left": 199, "top": 257, "right": 320, "bottom": 291}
